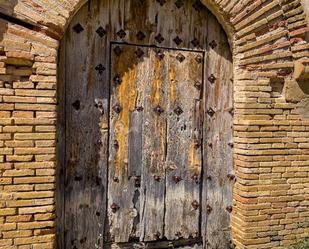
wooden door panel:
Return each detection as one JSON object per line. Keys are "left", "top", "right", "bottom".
{"left": 108, "top": 44, "right": 204, "bottom": 243}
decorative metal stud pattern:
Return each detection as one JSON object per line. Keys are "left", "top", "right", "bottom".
{"left": 136, "top": 31, "right": 146, "bottom": 41}
{"left": 156, "top": 0, "right": 166, "bottom": 6}
{"left": 195, "top": 55, "right": 203, "bottom": 64}
{"left": 156, "top": 50, "right": 165, "bottom": 60}
{"left": 155, "top": 33, "right": 165, "bottom": 44}
{"left": 113, "top": 104, "right": 122, "bottom": 114}
{"left": 172, "top": 176, "right": 182, "bottom": 183}
{"left": 135, "top": 48, "right": 145, "bottom": 58}
{"left": 113, "top": 46, "right": 122, "bottom": 56}
{"left": 207, "top": 108, "right": 215, "bottom": 117}
{"left": 173, "top": 36, "right": 183, "bottom": 46}
{"left": 193, "top": 0, "right": 204, "bottom": 11}
{"left": 192, "top": 200, "right": 200, "bottom": 210}
{"left": 95, "top": 64, "right": 106, "bottom": 75}
{"left": 154, "top": 105, "right": 164, "bottom": 115}
{"left": 175, "top": 0, "right": 184, "bottom": 8}
{"left": 73, "top": 23, "right": 84, "bottom": 34}
{"left": 191, "top": 38, "right": 200, "bottom": 47}
{"left": 176, "top": 53, "right": 185, "bottom": 63}
{"left": 113, "top": 74, "right": 122, "bottom": 85}
{"left": 209, "top": 40, "right": 217, "bottom": 49}
{"left": 174, "top": 106, "right": 183, "bottom": 116}
{"left": 208, "top": 74, "right": 216, "bottom": 83}
{"left": 116, "top": 29, "right": 126, "bottom": 39}
{"left": 96, "top": 26, "right": 106, "bottom": 38}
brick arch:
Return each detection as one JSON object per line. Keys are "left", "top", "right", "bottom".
{"left": 0, "top": 1, "right": 309, "bottom": 249}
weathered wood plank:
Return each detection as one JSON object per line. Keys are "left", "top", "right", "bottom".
{"left": 202, "top": 13, "right": 234, "bottom": 249}
{"left": 164, "top": 50, "right": 204, "bottom": 240}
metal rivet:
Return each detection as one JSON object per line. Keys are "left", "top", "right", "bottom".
{"left": 173, "top": 36, "right": 183, "bottom": 46}
{"left": 176, "top": 53, "right": 185, "bottom": 63}
{"left": 227, "top": 174, "right": 235, "bottom": 181}
{"left": 113, "top": 104, "right": 122, "bottom": 114}
{"left": 191, "top": 38, "right": 200, "bottom": 47}
{"left": 191, "top": 174, "right": 199, "bottom": 183}
{"left": 175, "top": 0, "right": 184, "bottom": 8}
{"left": 135, "top": 106, "right": 144, "bottom": 112}
{"left": 113, "top": 74, "right": 122, "bottom": 85}
{"left": 113, "top": 46, "right": 122, "bottom": 56}
{"left": 191, "top": 200, "right": 199, "bottom": 210}
{"left": 95, "top": 64, "right": 106, "bottom": 75}
{"left": 226, "top": 206, "right": 233, "bottom": 213}
{"left": 154, "top": 175, "right": 161, "bottom": 181}
{"left": 193, "top": 1, "right": 204, "bottom": 11}
{"left": 154, "top": 105, "right": 164, "bottom": 115}
{"left": 116, "top": 29, "right": 126, "bottom": 39}
{"left": 209, "top": 40, "right": 217, "bottom": 49}
{"left": 72, "top": 100, "right": 80, "bottom": 111}
{"left": 194, "top": 81, "right": 202, "bottom": 90}
{"left": 156, "top": 50, "right": 165, "bottom": 60}
{"left": 174, "top": 106, "right": 183, "bottom": 116}
{"left": 228, "top": 142, "right": 234, "bottom": 148}
{"left": 228, "top": 108, "right": 234, "bottom": 116}
{"left": 194, "top": 140, "right": 200, "bottom": 149}
{"left": 111, "top": 203, "right": 120, "bottom": 213}
{"left": 195, "top": 55, "right": 203, "bottom": 64}
{"left": 136, "top": 31, "right": 146, "bottom": 41}
{"left": 206, "top": 205, "right": 212, "bottom": 214}
{"left": 113, "top": 176, "right": 119, "bottom": 183}
{"left": 97, "top": 139, "right": 103, "bottom": 146}
{"left": 207, "top": 108, "right": 215, "bottom": 117}
{"left": 207, "top": 175, "right": 212, "bottom": 181}
{"left": 155, "top": 33, "right": 165, "bottom": 44}
{"left": 208, "top": 74, "right": 216, "bottom": 84}
{"left": 96, "top": 26, "right": 106, "bottom": 38}
{"left": 156, "top": 0, "right": 166, "bottom": 6}
{"left": 208, "top": 142, "right": 213, "bottom": 148}
{"left": 135, "top": 48, "right": 145, "bottom": 58}
{"left": 73, "top": 23, "right": 84, "bottom": 33}
{"left": 172, "top": 176, "right": 182, "bottom": 183}
{"left": 134, "top": 176, "right": 141, "bottom": 188}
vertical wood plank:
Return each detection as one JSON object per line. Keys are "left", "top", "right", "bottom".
{"left": 203, "top": 13, "right": 234, "bottom": 249}
{"left": 164, "top": 50, "right": 204, "bottom": 240}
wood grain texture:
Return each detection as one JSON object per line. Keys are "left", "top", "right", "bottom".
{"left": 59, "top": 0, "right": 233, "bottom": 248}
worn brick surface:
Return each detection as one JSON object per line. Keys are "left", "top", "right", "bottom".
{"left": 0, "top": 0, "right": 309, "bottom": 248}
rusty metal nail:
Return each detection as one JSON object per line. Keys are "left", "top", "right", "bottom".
{"left": 113, "top": 176, "right": 119, "bottom": 183}
{"left": 95, "top": 64, "right": 106, "bottom": 75}
{"left": 113, "top": 46, "right": 122, "bottom": 56}
{"left": 195, "top": 55, "right": 203, "bottom": 64}
{"left": 113, "top": 104, "right": 122, "bottom": 114}
{"left": 228, "top": 142, "right": 234, "bottom": 148}
{"left": 209, "top": 40, "right": 217, "bottom": 49}
{"left": 206, "top": 205, "right": 212, "bottom": 214}
{"left": 135, "top": 176, "right": 141, "bottom": 188}
{"left": 97, "top": 139, "right": 103, "bottom": 146}
{"left": 156, "top": 50, "right": 165, "bottom": 60}
{"left": 176, "top": 53, "right": 185, "bottom": 63}
{"left": 194, "top": 81, "right": 202, "bottom": 90}
{"left": 208, "top": 74, "right": 216, "bottom": 84}
{"left": 154, "top": 175, "right": 161, "bottom": 181}
{"left": 110, "top": 203, "right": 120, "bottom": 213}
{"left": 192, "top": 200, "right": 199, "bottom": 210}
{"left": 96, "top": 26, "right": 106, "bottom": 38}
{"left": 191, "top": 174, "right": 199, "bottom": 183}
{"left": 172, "top": 176, "right": 182, "bottom": 184}
{"left": 116, "top": 29, "right": 126, "bottom": 39}
{"left": 113, "top": 74, "right": 122, "bottom": 85}
{"left": 227, "top": 174, "right": 235, "bottom": 181}
{"left": 154, "top": 105, "right": 164, "bottom": 115}
{"left": 207, "top": 108, "right": 215, "bottom": 117}
{"left": 72, "top": 100, "right": 80, "bottom": 111}
{"left": 194, "top": 140, "right": 200, "bottom": 149}
{"left": 73, "top": 23, "right": 84, "bottom": 34}
{"left": 173, "top": 36, "right": 183, "bottom": 46}
{"left": 174, "top": 106, "right": 183, "bottom": 116}
{"left": 155, "top": 33, "right": 165, "bottom": 44}
{"left": 208, "top": 142, "right": 213, "bottom": 148}
{"left": 226, "top": 206, "right": 233, "bottom": 213}
{"left": 135, "top": 106, "right": 144, "bottom": 112}
{"left": 207, "top": 175, "right": 212, "bottom": 181}
{"left": 228, "top": 108, "right": 234, "bottom": 116}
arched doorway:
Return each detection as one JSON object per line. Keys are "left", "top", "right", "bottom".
{"left": 57, "top": 0, "right": 233, "bottom": 248}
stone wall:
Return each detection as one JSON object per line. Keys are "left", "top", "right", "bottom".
{"left": 0, "top": 0, "right": 309, "bottom": 249}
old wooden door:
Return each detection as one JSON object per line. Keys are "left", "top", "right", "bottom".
{"left": 57, "top": 1, "right": 233, "bottom": 249}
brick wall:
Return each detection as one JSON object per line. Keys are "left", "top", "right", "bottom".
{"left": 0, "top": 0, "right": 309, "bottom": 248}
